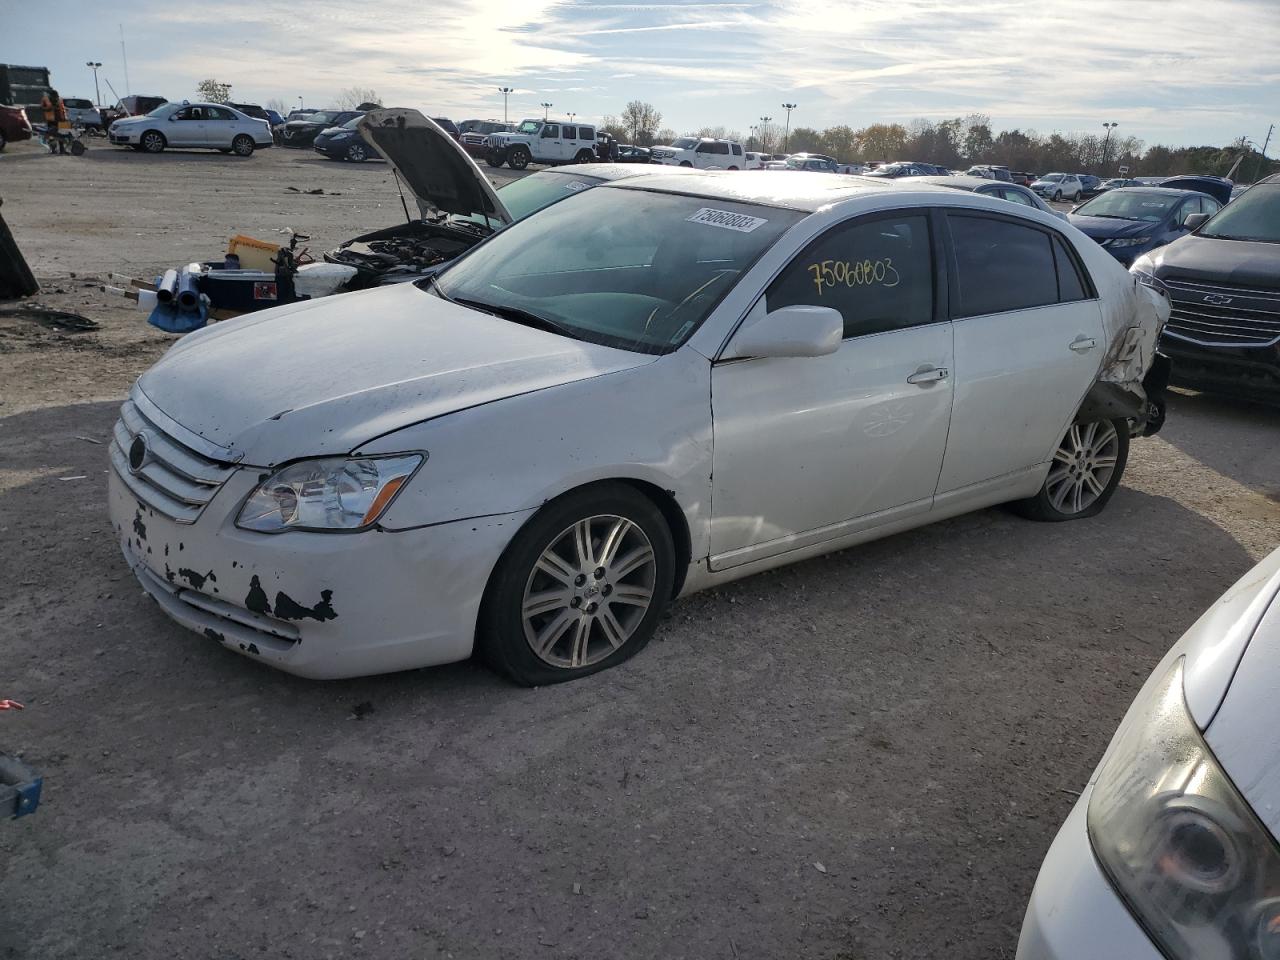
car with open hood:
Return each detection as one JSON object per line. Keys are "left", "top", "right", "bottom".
{"left": 1069, "top": 186, "right": 1223, "bottom": 266}
{"left": 1132, "top": 173, "right": 1280, "bottom": 399}
{"left": 1017, "top": 544, "right": 1280, "bottom": 960}
{"left": 110, "top": 171, "right": 1168, "bottom": 686}
{"left": 324, "top": 108, "right": 698, "bottom": 287}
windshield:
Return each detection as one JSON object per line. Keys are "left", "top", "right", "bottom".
{"left": 433, "top": 187, "right": 804, "bottom": 354}
{"left": 517, "top": 120, "right": 541, "bottom": 134}
{"left": 340, "top": 116, "right": 362, "bottom": 130}
{"left": 1199, "top": 184, "right": 1280, "bottom": 242}
{"left": 1075, "top": 191, "right": 1179, "bottom": 221}
{"left": 494, "top": 171, "right": 606, "bottom": 223}
{"left": 1040, "top": 173, "right": 1063, "bottom": 182}
{"left": 145, "top": 104, "right": 171, "bottom": 118}
{"left": 670, "top": 138, "right": 698, "bottom": 149}
{"left": 306, "top": 111, "right": 340, "bottom": 124}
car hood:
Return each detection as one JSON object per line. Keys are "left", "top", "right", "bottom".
{"left": 1068, "top": 215, "right": 1160, "bottom": 239}
{"left": 135, "top": 282, "right": 652, "bottom": 466}
{"left": 1146, "top": 233, "right": 1280, "bottom": 287}
{"left": 1202, "top": 549, "right": 1280, "bottom": 841}
{"left": 358, "top": 108, "right": 512, "bottom": 225}
{"left": 1160, "top": 176, "right": 1233, "bottom": 205}
{"left": 284, "top": 119, "right": 329, "bottom": 131}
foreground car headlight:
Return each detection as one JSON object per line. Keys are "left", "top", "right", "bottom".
{"left": 236, "top": 455, "right": 422, "bottom": 533}
{"left": 1106, "top": 236, "right": 1153, "bottom": 247}
{"left": 1130, "top": 259, "right": 1169, "bottom": 297}
{"left": 330, "top": 131, "right": 354, "bottom": 140}
{"left": 1088, "top": 658, "right": 1280, "bottom": 960}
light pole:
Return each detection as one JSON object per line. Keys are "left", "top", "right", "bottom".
{"left": 567, "top": 112, "right": 576, "bottom": 125}
{"left": 498, "top": 86, "right": 514, "bottom": 124}
{"left": 86, "top": 61, "right": 103, "bottom": 107}
{"left": 1101, "top": 121, "right": 1118, "bottom": 173}
{"left": 781, "top": 102, "right": 796, "bottom": 152}
{"left": 749, "top": 124, "right": 758, "bottom": 151}
{"left": 759, "top": 115, "right": 772, "bottom": 153}
{"left": 540, "top": 101, "right": 552, "bottom": 120}
{"left": 297, "top": 95, "right": 304, "bottom": 111}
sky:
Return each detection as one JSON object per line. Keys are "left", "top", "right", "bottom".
{"left": 8, "top": 0, "right": 1279, "bottom": 149}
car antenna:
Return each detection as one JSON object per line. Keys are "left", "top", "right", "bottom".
{"left": 393, "top": 170, "right": 412, "bottom": 223}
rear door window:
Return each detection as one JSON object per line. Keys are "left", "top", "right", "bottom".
{"left": 766, "top": 213, "right": 935, "bottom": 339}
{"left": 947, "top": 214, "right": 1058, "bottom": 317}
{"left": 731, "top": 144, "right": 743, "bottom": 156}
{"left": 562, "top": 125, "right": 577, "bottom": 140}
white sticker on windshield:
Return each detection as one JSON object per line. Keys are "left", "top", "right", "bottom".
{"left": 686, "top": 207, "right": 768, "bottom": 233}
{"left": 564, "top": 181, "right": 591, "bottom": 192}
{"left": 1141, "top": 201, "right": 1165, "bottom": 207}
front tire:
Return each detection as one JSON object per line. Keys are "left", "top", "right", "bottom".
{"left": 231, "top": 134, "right": 255, "bottom": 157}
{"left": 479, "top": 483, "right": 676, "bottom": 685}
{"left": 1012, "top": 418, "right": 1129, "bottom": 521}
{"left": 1052, "top": 189, "right": 1062, "bottom": 202}
{"left": 345, "top": 142, "right": 368, "bottom": 162}
{"left": 486, "top": 149, "right": 506, "bottom": 168}
{"left": 507, "top": 145, "right": 530, "bottom": 170}
{"left": 141, "top": 130, "right": 166, "bottom": 153}
{"left": 679, "top": 160, "right": 693, "bottom": 168}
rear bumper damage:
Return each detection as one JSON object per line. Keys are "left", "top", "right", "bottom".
{"left": 1082, "top": 282, "right": 1172, "bottom": 435}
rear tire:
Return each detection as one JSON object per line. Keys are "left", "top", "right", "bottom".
{"left": 507, "top": 146, "right": 530, "bottom": 170}
{"left": 141, "top": 130, "right": 166, "bottom": 153}
{"left": 231, "top": 134, "right": 255, "bottom": 157}
{"left": 0, "top": 133, "right": 6, "bottom": 152}
{"left": 1012, "top": 418, "right": 1129, "bottom": 521}
{"left": 478, "top": 483, "right": 676, "bottom": 686}
{"left": 574, "top": 148, "right": 594, "bottom": 164}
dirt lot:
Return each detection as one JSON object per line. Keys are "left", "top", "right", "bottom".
{"left": 1, "top": 142, "right": 1278, "bottom": 960}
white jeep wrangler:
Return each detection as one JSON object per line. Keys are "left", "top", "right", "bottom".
{"left": 650, "top": 137, "right": 746, "bottom": 170}
{"left": 487, "top": 118, "right": 598, "bottom": 169}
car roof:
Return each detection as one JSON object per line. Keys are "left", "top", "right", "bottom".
{"left": 1102, "top": 186, "right": 1213, "bottom": 200}
{"left": 609, "top": 169, "right": 985, "bottom": 212}
{"left": 912, "top": 175, "right": 1005, "bottom": 191}
{"left": 537, "top": 163, "right": 702, "bottom": 183}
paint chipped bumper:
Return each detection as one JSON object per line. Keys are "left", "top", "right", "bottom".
{"left": 108, "top": 464, "right": 530, "bottom": 679}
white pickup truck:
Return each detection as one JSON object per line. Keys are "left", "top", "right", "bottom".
{"left": 486, "top": 118, "right": 598, "bottom": 169}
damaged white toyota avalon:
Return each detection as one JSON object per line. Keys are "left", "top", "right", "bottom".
{"left": 109, "top": 171, "right": 1170, "bottom": 684}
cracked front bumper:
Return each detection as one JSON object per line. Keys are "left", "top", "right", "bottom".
{"left": 108, "top": 463, "right": 529, "bottom": 678}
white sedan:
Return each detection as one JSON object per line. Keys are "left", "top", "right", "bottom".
{"left": 1018, "top": 546, "right": 1280, "bottom": 960}
{"left": 108, "top": 101, "right": 273, "bottom": 156}
{"left": 108, "top": 173, "right": 1169, "bottom": 683}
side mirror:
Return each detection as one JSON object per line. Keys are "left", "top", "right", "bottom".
{"left": 1183, "top": 212, "right": 1209, "bottom": 231}
{"left": 721, "top": 302, "right": 843, "bottom": 360}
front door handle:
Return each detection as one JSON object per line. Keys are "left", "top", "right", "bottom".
{"left": 906, "top": 366, "right": 949, "bottom": 385}
{"left": 1069, "top": 336, "right": 1098, "bottom": 353}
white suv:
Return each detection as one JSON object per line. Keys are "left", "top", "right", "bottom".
{"left": 486, "top": 118, "right": 597, "bottom": 170}
{"left": 651, "top": 137, "right": 746, "bottom": 170}
{"left": 1031, "top": 172, "right": 1084, "bottom": 201}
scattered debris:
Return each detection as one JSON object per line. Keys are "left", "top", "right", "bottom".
{"left": 571, "top": 882, "right": 582, "bottom": 895}
{"left": 74, "top": 435, "right": 102, "bottom": 445}
{"left": 813, "top": 861, "right": 827, "bottom": 874}
{"left": 0, "top": 303, "right": 99, "bottom": 331}
{"left": 58, "top": 475, "right": 87, "bottom": 481}
{"left": 350, "top": 701, "right": 375, "bottom": 720}
{"left": 286, "top": 187, "right": 339, "bottom": 195}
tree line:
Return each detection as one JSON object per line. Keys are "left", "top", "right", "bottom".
{"left": 599, "top": 102, "right": 1277, "bottom": 182}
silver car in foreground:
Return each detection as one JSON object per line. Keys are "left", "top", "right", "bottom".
{"left": 108, "top": 101, "right": 273, "bottom": 156}
{"left": 1018, "top": 546, "right": 1280, "bottom": 959}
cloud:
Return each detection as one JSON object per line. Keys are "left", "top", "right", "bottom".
{"left": 18, "top": 0, "right": 1278, "bottom": 144}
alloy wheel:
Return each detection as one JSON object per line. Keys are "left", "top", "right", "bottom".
{"left": 1045, "top": 420, "right": 1120, "bottom": 515}
{"left": 521, "top": 515, "right": 657, "bottom": 669}
{"left": 347, "top": 143, "right": 367, "bottom": 162}
{"left": 142, "top": 132, "right": 164, "bottom": 153}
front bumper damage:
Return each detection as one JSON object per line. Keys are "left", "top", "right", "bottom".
{"left": 108, "top": 459, "right": 530, "bottom": 679}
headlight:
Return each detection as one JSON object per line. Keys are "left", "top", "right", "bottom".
{"left": 1088, "top": 657, "right": 1280, "bottom": 960}
{"left": 236, "top": 455, "right": 423, "bottom": 533}
{"left": 1131, "top": 259, "right": 1169, "bottom": 297}
{"left": 1107, "top": 236, "right": 1153, "bottom": 247}
{"left": 331, "top": 131, "right": 354, "bottom": 140}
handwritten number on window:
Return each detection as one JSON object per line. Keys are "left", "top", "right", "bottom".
{"left": 806, "top": 258, "right": 900, "bottom": 297}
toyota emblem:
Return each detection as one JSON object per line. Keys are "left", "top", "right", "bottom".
{"left": 1203, "top": 293, "right": 1233, "bottom": 306}
{"left": 128, "top": 432, "right": 151, "bottom": 474}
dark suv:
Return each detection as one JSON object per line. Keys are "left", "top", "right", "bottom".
{"left": 279, "top": 109, "right": 360, "bottom": 147}
{"left": 1133, "top": 174, "right": 1280, "bottom": 399}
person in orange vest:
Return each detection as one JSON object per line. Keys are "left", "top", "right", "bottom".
{"left": 40, "top": 90, "right": 70, "bottom": 155}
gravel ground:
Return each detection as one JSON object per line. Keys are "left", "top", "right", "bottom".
{"left": 1, "top": 141, "right": 1278, "bottom": 960}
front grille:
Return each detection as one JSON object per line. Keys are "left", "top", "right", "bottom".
{"left": 110, "top": 399, "right": 235, "bottom": 523}
{"left": 1164, "top": 278, "right": 1280, "bottom": 347}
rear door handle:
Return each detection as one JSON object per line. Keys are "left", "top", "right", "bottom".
{"left": 906, "top": 366, "right": 949, "bottom": 385}
{"left": 1070, "top": 336, "right": 1097, "bottom": 353}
